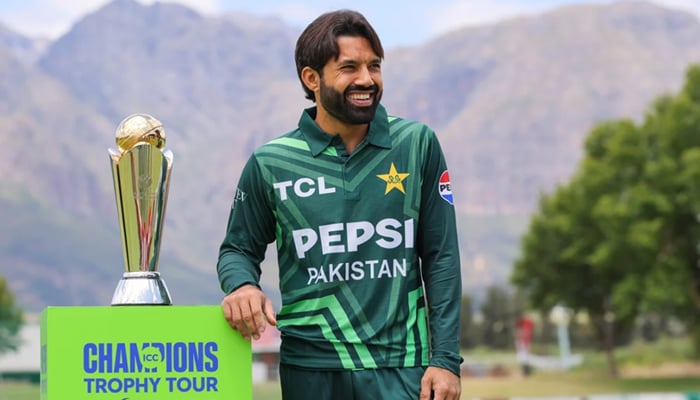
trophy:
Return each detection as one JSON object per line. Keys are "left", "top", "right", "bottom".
{"left": 109, "top": 114, "right": 173, "bottom": 305}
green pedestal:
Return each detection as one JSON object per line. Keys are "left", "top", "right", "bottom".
{"left": 40, "top": 305, "right": 251, "bottom": 399}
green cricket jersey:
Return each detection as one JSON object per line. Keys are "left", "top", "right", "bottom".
{"left": 217, "top": 104, "right": 462, "bottom": 375}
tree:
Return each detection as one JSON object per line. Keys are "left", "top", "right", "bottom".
{"left": 634, "top": 65, "right": 700, "bottom": 355}
{"left": 459, "top": 293, "right": 477, "bottom": 349}
{"left": 0, "top": 275, "right": 23, "bottom": 354}
{"left": 512, "top": 177, "right": 637, "bottom": 376}
{"left": 480, "top": 286, "right": 516, "bottom": 350}
{"left": 512, "top": 113, "right": 661, "bottom": 376}
{"left": 512, "top": 64, "right": 700, "bottom": 376}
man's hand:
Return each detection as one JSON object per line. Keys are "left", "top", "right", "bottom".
{"left": 420, "top": 366, "right": 461, "bottom": 400}
{"left": 221, "top": 284, "right": 277, "bottom": 340}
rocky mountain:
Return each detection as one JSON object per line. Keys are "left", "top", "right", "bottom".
{"left": 383, "top": 1, "right": 700, "bottom": 213}
{"left": 0, "top": 22, "right": 49, "bottom": 64}
{"left": 1, "top": 0, "right": 699, "bottom": 312}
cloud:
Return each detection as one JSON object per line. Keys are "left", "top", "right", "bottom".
{"left": 0, "top": 0, "right": 221, "bottom": 38}
{"left": 428, "top": 0, "right": 530, "bottom": 31}
{"left": 141, "top": 0, "right": 220, "bottom": 14}
{"left": 2, "top": 0, "right": 698, "bottom": 43}
{"left": 424, "top": 0, "right": 582, "bottom": 36}
{"left": 653, "top": 0, "right": 700, "bottom": 18}
{"left": 0, "top": 0, "right": 104, "bottom": 38}
{"left": 246, "top": 3, "right": 321, "bottom": 27}
{"left": 423, "top": 0, "right": 700, "bottom": 38}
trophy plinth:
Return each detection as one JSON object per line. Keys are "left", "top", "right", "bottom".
{"left": 109, "top": 114, "right": 173, "bottom": 306}
{"left": 111, "top": 271, "right": 171, "bottom": 305}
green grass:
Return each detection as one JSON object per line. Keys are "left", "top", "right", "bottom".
{"left": 0, "top": 382, "right": 39, "bottom": 400}
{"left": 461, "top": 370, "right": 700, "bottom": 398}
{"left": 456, "top": 338, "right": 700, "bottom": 398}
{"left": 3, "top": 376, "right": 699, "bottom": 400}
{"left": 4, "top": 339, "right": 699, "bottom": 400}
{"left": 617, "top": 336, "right": 697, "bottom": 365}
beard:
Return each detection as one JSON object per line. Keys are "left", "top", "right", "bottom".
{"left": 319, "top": 79, "right": 382, "bottom": 125}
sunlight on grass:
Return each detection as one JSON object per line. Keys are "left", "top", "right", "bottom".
{"left": 2, "top": 374, "right": 699, "bottom": 400}
{"left": 2, "top": 338, "right": 699, "bottom": 400}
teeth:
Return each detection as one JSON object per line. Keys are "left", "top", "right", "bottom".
{"left": 349, "top": 93, "right": 371, "bottom": 100}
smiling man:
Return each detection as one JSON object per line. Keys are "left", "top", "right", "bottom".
{"left": 217, "top": 9, "right": 463, "bottom": 400}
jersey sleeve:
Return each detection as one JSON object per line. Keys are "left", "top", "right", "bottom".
{"left": 417, "top": 129, "right": 463, "bottom": 376}
{"left": 217, "top": 154, "right": 276, "bottom": 294}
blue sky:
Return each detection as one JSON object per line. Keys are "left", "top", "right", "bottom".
{"left": 1, "top": 0, "right": 699, "bottom": 49}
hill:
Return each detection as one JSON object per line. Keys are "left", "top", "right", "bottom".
{"left": 0, "top": 0, "right": 699, "bottom": 312}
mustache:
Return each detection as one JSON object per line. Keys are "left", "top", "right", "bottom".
{"left": 345, "top": 84, "right": 379, "bottom": 93}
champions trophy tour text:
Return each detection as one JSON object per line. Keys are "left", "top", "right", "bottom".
{"left": 82, "top": 341, "right": 218, "bottom": 395}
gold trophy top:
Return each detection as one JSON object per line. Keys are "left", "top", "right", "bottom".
{"left": 115, "top": 113, "right": 166, "bottom": 154}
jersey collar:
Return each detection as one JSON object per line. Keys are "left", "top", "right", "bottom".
{"left": 299, "top": 104, "right": 391, "bottom": 157}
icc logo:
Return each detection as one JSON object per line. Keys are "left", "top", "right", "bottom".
{"left": 438, "top": 171, "right": 453, "bottom": 205}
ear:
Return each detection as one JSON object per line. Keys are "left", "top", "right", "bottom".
{"left": 301, "top": 66, "right": 320, "bottom": 95}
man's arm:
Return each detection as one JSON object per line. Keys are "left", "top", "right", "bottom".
{"left": 217, "top": 155, "right": 277, "bottom": 339}
{"left": 416, "top": 129, "right": 463, "bottom": 376}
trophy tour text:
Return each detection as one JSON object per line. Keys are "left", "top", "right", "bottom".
{"left": 82, "top": 341, "right": 219, "bottom": 395}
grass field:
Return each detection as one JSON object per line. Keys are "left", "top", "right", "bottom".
{"left": 3, "top": 372, "right": 699, "bottom": 400}
{"left": 3, "top": 339, "right": 699, "bottom": 400}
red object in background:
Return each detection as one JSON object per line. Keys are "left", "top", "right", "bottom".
{"left": 516, "top": 317, "right": 534, "bottom": 349}
{"left": 516, "top": 317, "right": 535, "bottom": 376}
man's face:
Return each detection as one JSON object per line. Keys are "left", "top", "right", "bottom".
{"left": 318, "top": 36, "right": 383, "bottom": 125}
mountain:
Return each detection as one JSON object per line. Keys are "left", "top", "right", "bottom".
{"left": 1, "top": 0, "right": 699, "bottom": 312}
{"left": 0, "top": 22, "right": 49, "bottom": 64}
{"left": 383, "top": 1, "right": 700, "bottom": 213}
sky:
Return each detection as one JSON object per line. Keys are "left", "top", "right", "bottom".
{"left": 1, "top": 0, "right": 700, "bottom": 49}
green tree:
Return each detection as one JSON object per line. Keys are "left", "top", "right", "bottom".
{"left": 0, "top": 275, "right": 23, "bottom": 354}
{"left": 512, "top": 117, "right": 657, "bottom": 376}
{"left": 513, "top": 182, "right": 629, "bottom": 375}
{"left": 513, "top": 64, "right": 700, "bottom": 376}
{"left": 634, "top": 65, "right": 700, "bottom": 354}
{"left": 480, "top": 286, "right": 516, "bottom": 350}
{"left": 459, "top": 294, "right": 477, "bottom": 349}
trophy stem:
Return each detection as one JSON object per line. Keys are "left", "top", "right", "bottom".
{"left": 110, "top": 114, "right": 174, "bottom": 306}
{"left": 111, "top": 271, "right": 172, "bottom": 306}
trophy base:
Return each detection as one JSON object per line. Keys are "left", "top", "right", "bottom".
{"left": 111, "top": 271, "right": 173, "bottom": 306}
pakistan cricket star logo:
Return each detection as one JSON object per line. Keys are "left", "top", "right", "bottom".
{"left": 377, "top": 162, "right": 409, "bottom": 195}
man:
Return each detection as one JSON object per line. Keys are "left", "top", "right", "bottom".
{"left": 217, "top": 9, "right": 462, "bottom": 400}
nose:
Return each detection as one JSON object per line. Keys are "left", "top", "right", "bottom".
{"left": 355, "top": 65, "right": 374, "bottom": 87}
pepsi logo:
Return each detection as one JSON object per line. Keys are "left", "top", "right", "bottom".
{"left": 438, "top": 171, "right": 453, "bottom": 205}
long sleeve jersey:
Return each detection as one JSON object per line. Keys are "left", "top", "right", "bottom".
{"left": 217, "top": 104, "right": 463, "bottom": 375}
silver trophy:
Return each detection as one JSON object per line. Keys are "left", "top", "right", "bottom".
{"left": 109, "top": 114, "right": 173, "bottom": 305}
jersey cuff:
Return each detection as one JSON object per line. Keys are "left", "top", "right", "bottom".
{"left": 429, "top": 351, "right": 463, "bottom": 377}
{"left": 218, "top": 264, "right": 259, "bottom": 294}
